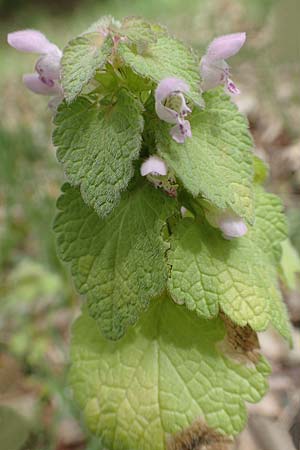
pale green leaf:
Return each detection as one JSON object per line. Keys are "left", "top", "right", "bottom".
{"left": 84, "top": 15, "right": 115, "bottom": 34}
{"left": 53, "top": 183, "right": 176, "bottom": 340}
{"left": 280, "top": 239, "right": 300, "bottom": 289}
{"left": 156, "top": 89, "right": 255, "bottom": 223}
{"left": 62, "top": 33, "right": 113, "bottom": 102}
{"left": 0, "top": 406, "right": 30, "bottom": 450}
{"left": 69, "top": 295, "right": 270, "bottom": 450}
{"left": 118, "top": 34, "right": 203, "bottom": 106}
{"left": 117, "top": 17, "right": 158, "bottom": 52}
{"left": 248, "top": 187, "right": 287, "bottom": 265}
{"left": 167, "top": 189, "right": 291, "bottom": 341}
{"left": 53, "top": 90, "right": 144, "bottom": 218}
{"left": 253, "top": 155, "right": 269, "bottom": 184}
{"left": 288, "top": 208, "right": 300, "bottom": 255}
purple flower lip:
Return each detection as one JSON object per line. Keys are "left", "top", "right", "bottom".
{"left": 22, "top": 73, "right": 62, "bottom": 96}
{"left": 40, "top": 76, "right": 55, "bottom": 87}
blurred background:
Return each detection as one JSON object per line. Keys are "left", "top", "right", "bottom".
{"left": 0, "top": 0, "right": 300, "bottom": 449}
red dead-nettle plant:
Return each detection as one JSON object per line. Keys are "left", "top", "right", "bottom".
{"left": 8, "top": 16, "right": 293, "bottom": 450}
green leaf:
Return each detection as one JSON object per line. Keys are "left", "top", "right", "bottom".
{"left": 53, "top": 183, "right": 176, "bottom": 340}
{"left": 62, "top": 33, "right": 113, "bottom": 102}
{"left": 248, "top": 188, "right": 287, "bottom": 265}
{"left": 280, "top": 239, "right": 300, "bottom": 289}
{"left": 84, "top": 15, "right": 115, "bottom": 34}
{"left": 53, "top": 90, "right": 144, "bottom": 218}
{"left": 167, "top": 189, "right": 291, "bottom": 341}
{"left": 69, "top": 295, "right": 270, "bottom": 449}
{"left": 156, "top": 89, "right": 255, "bottom": 224}
{"left": 288, "top": 208, "right": 300, "bottom": 255}
{"left": 0, "top": 406, "right": 30, "bottom": 450}
{"left": 118, "top": 34, "right": 203, "bottom": 106}
{"left": 117, "top": 17, "right": 157, "bottom": 53}
{"left": 253, "top": 155, "right": 269, "bottom": 184}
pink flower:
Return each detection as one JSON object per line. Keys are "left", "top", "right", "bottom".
{"left": 7, "top": 29, "right": 63, "bottom": 108}
{"left": 218, "top": 214, "right": 248, "bottom": 240}
{"left": 140, "top": 156, "right": 177, "bottom": 197}
{"left": 200, "top": 33, "right": 246, "bottom": 95}
{"left": 180, "top": 206, "right": 188, "bottom": 217}
{"left": 140, "top": 156, "right": 168, "bottom": 177}
{"left": 206, "top": 208, "right": 248, "bottom": 239}
{"left": 155, "top": 77, "right": 192, "bottom": 144}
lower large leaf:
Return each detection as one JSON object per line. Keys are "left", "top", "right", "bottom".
{"left": 167, "top": 218, "right": 290, "bottom": 340}
{"left": 70, "top": 295, "right": 270, "bottom": 450}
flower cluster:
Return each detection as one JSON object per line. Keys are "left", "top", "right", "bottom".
{"left": 153, "top": 32, "right": 246, "bottom": 145}
{"left": 142, "top": 33, "right": 247, "bottom": 238}
{"left": 8, "top": 28, "right": 247, "bottom": 239}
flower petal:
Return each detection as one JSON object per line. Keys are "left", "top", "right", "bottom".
{"left": 177, "top": 92, "right": 192, "bottom": 116}
{"left": 200, "top": 56, "right": 226, "bottom": 91}
{"left": 155, "top": 101, "right": 178, "bottom": 124}
{"left": 23, "top": 73, "right": 61, "bottom": 95}
{"left": 7, "top": 29, "right": 59, "bottom": 54}
{"left": 180, "top": 206, "right": 188, "bottom": 217}
{"left": 206, "top": 32, "right": 246, "bottom": 63}
{"left": 218, "top": 214, "right": 248, "bottom": 239}
{"left": 155, "top": 77, "right": 190, "bottom": 103}
{"left": 170, "top": 120, "right": 192, "bottom": 144}
{"left": 140, "top": 156, "right": 168, "bottom": 176}
{"left": 205, "top": 208, "right": 247, "bottom": 239}
{"left": 35, "top": 52, "right": 61, "bottom": 83}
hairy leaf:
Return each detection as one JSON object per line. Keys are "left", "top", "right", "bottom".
{"left": 54, "top": 183, "right": 176, "bottom": 340}
{"left": 53, "top": 90, "right": 144, "bottom": 218}
{"left": 288, "top": 208, "right": 300, "bottom": 255}
{"left": 117, "top": 17, "right": 158, "bottom": 53}
{"left": 62, "top": 33, "right": 113, "bottom": 102}
{"left": 69, "top": 295, "right": 270, "bottom": 450}
{"left": 167, "top": 189, "right": 291, "bottom": 341}
{"left": 280, "top": 239, "right": 300, "bottom": 290}
{"left": 248, "top": 188, "right": 287, "bottom": 265}
{"left": 84, "top": 15, "right": 115, "bottom": 34}
{"left": 118, "top": 34, "right": 203, "bottom": 106}
{"left": 156, "top": 89, "right": 255, "bottom": 223}
{"left": 253, "top": 155, "right": 269, "bottom": 184}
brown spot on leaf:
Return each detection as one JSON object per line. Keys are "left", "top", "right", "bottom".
{"left": 167, "top": 419, "right": 233, "bottom": 450}
{"left": 218, "top": 313, "right": 260, "bottom": 367}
